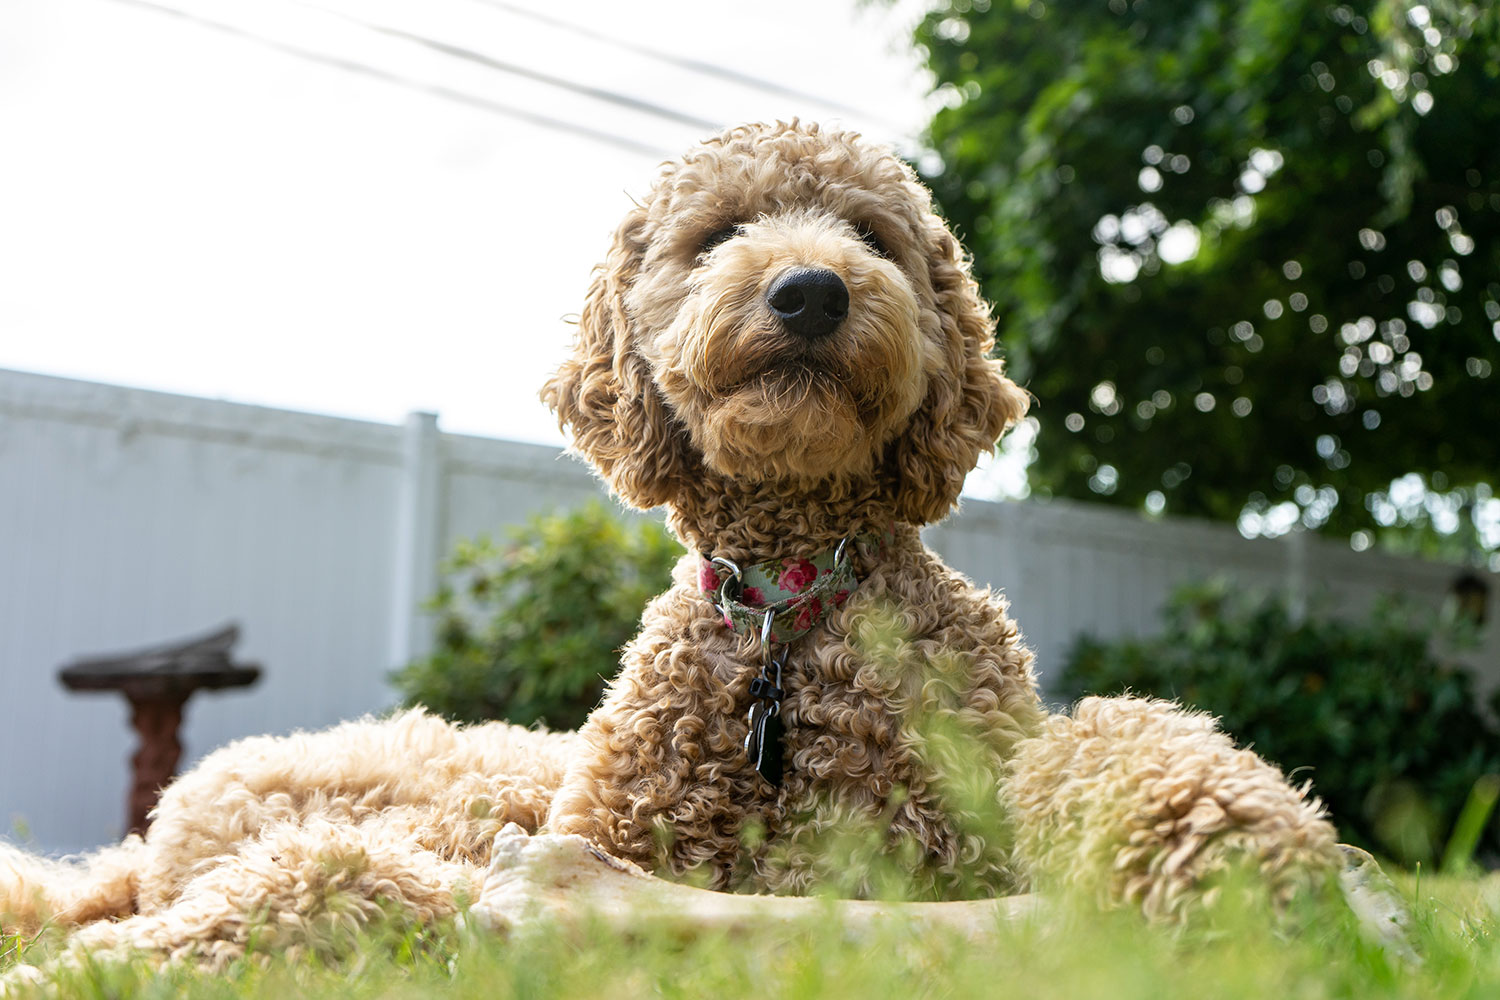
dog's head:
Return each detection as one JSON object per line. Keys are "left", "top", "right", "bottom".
{"left": 543, "top": 121, "right": 1028, "bottom": 524}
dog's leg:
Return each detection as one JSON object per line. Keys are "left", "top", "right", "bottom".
{"left": 135, "top": 709, "right": 570, "bottom": 912}
{"left": 36, "top": 817, "right": 474, "bottom": 971}
{"left": 1, "top": 837, "right": 145, "bottom": 932}
{"left": 1003, "top": 695, "right": 1343, "bottom": 919}
{"left": 542, "top": 618, "right": 773, "bottom": 884}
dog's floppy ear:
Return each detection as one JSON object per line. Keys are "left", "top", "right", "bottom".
{"left": 541, "top": 208, "right": 694, "bottom": 509}
{"left": 888, "top": 223, "right": 1030, "bottom": 525}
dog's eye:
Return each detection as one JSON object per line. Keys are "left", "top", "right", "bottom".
{"left": 698, "top": 226, "right": 739, "bottom": 257}
{"left": 855, "top": 222, "right": 891, "bottom": 260}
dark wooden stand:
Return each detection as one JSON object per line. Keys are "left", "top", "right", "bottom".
{"left": 59, "top": 625, "right": 260, "bottom": 836}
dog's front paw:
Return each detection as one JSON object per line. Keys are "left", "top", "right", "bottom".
{"left": 1338, "top": 845, "right": 1419, "bottom": 963}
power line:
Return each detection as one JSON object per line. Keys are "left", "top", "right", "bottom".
{"left": 101, "top": 0, "right": 673, "bottom": 157}
{"left": 303, "top": 4, "right": 720, "bottom": 132}
{"left": 474, "top": 0, "right": 891, "bottom": 126}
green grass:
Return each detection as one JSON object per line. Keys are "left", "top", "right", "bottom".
{"left": 3, "top": 871, "right": 1496, "bottom": 1000}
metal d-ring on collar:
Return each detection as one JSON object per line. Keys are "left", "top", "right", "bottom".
{"left": 750, "top": 609, "right": 784, "bottom": 707}
{"left": 709, "top": 555, "right": 744, "bottom": 613}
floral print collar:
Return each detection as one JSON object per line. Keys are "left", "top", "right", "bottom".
{"left": 698, "top": 532, "right": 889, "bottom": 645}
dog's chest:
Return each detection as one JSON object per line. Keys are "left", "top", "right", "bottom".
{"left": 734, "top": 633, "right": 1024, "bottom": 897}
{"left": 791, "top": 632, "right": 1004, "bottom": 774}
{"left": 776, "top": 651, "right": 905, "bottom": 784}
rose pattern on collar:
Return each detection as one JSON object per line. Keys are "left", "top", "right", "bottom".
{"left": 699, "top": 531, "right": 889, "bottom": 646}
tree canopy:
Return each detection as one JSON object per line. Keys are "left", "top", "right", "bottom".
{"left": 916, "top": 0, "right": 1499, "bottom": 559}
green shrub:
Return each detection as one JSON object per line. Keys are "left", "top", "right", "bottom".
{"left": 392, "top": 503, "right": 680, "bottom": 729}
{"left": 1057, "top": 580, "right": 1500, "bottom": 868}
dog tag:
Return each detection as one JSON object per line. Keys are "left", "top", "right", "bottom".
{"left": 744, "top": 655, "right": 786, "bottom": 788}
{"left": 746, "top": 702, "right": 784, "bottom": 787}
{"left": 744, "top": 622, "right": 786, "bottom": 787}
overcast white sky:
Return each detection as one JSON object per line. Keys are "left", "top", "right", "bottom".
{"left": 0, "top": 0, "right": 936, "bottom": 446}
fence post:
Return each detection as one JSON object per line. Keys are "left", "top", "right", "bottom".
{"left": 1286, "top": 527, "right": 1308, "bottom": 624}
{"left": 389, "top": 411, "right": 443, "bottom": 676}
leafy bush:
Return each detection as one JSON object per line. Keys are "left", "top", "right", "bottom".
{"left": 392, "top": 503, "right": 679, "bottom": 729}
{"left": 1058, "top": 581, "right": 1500, "bottom": 868}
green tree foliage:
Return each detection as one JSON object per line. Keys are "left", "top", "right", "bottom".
{"left": 1059, "top": 581, "right": 1500, "bottom": 866}
{"left": 916, "top": 0, "right": 1499, "bottom": 549}
{"left": 391, "top": 504, "right": 680, "bottom": 729}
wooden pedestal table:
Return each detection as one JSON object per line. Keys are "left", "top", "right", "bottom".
{"left": 58, "top": 624, "right": 261, "bottom": 836}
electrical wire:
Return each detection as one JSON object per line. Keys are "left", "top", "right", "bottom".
{"left": 473, "top": 0, "right": 891, "bottom": 125}
{"left": 101, "top": 0, "right": 675, "bottom": 157}
{"left": 305, "top": 5, "right": 721, "bottom": 131}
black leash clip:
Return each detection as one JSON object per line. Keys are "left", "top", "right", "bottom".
{"left": 744, "top": 611, "right": 786, "bottom": 787}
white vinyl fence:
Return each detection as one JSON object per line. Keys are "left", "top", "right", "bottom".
{"left": 2, "top": 367, "right": 1495, "bottom": 855}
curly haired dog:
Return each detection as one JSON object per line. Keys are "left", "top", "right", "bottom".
{"left": 0, "top": 122, "right": 1341, "bottom": 965}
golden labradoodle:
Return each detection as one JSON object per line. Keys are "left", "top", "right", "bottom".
{"left": 1, "top": 121, "right": 1340, "bottom": 964}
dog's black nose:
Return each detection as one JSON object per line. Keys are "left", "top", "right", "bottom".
{"left": 766, "top": 268, "right": 849, "bottom": 339}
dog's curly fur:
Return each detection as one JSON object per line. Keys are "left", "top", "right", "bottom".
{"left": 1, "top": 122, "right": 1341, "bottom": 964}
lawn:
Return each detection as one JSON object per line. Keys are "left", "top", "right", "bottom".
{"left": 3, "top": 869, "right": 1496, "bottom": 999}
